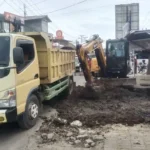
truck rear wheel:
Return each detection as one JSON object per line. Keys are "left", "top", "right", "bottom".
{"left": 18, "top": 94, "right": 40, "bottom": 129}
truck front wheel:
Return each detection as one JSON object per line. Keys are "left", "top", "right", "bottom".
{"left": 18, "top": 94, "right": 40, "bottom": 129}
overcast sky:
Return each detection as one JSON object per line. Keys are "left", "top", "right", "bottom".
{"left": 0, "top": 0, "right": 150, "bottom": 44}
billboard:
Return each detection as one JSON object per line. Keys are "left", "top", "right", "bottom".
{"left": 115, "top": 3, "right": 139, "bottom": 39}
{"left": 4, "top": 12, "right": 24, "bottom": 25}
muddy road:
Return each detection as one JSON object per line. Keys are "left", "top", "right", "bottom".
{"left": 1, "top": 75, "right": 150, "bottom": 150}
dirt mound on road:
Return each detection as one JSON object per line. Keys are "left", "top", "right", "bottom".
{"left": 55, "top": 82, "right": 150, "bottom": 127}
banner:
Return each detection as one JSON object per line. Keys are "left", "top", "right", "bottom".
{"left": 4, "top": 12, "right": 24, "bottom": 25}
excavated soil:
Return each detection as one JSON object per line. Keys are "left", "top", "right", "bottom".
{"left": 54, "top": 81, "right": 150, "bottom": 127}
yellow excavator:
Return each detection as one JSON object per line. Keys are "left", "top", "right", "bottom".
{"left": 76, "top": 35, "right": 106, "bottom": 85}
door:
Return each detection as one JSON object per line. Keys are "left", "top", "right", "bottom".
{"left": 106, "top": 41, "right": 126, "bottom": 73}
{"left": 15, "top": 38, "right": 40, "bottom": 115}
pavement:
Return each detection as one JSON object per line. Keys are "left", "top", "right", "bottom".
{"left": 0, "top": 75, "right": 150, "bottom": 150}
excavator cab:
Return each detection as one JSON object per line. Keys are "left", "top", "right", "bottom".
{"left": 106, "top": 39, "right": 130, "bottom": 78}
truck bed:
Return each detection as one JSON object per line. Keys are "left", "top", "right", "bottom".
{"left": 18, "top": 32, "right": 75, "bottom": 84}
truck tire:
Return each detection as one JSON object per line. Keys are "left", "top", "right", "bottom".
{"left": 18, "top": 94, "right": 40, "bottom": 129}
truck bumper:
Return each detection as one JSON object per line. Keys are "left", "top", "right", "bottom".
{"left": 0, "top": 108, "right": 17, "bottom": 123}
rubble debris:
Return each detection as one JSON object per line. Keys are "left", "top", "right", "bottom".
{"left": 70, "top": 120, "right": 82, "bottom": 127}
{"left": 84, "top": 143, "right": 90, "bottom": 148}
{"left": 85, "top": 139, "right": 93, "bottom": 144}
{"left": 91, "top": 142, "right": 96, "bottom": 147}
{"left": 87, "top": 129, "right": 97, "bottom": 135}
{"left": 78, "top": 129, "right": 87, "bottom": 135}
{"left": 41, "top": 133, "right": 48, "bottom": 140}
{"left": 53, "top": 117, "right": 67, "bottom": 126}
{"left": 69, "top": 141, "right": 74, "bottom": 145}
{"left": 66, "top": 137, "right": 70, "bottom": 141}
{"left": 75, "top": 140, "right": 81, "bottom": 144}
{"left": 70, "top": 137, "right": 76, "bottom": 141}
{"left": 66, "top": 132, "right": 73, "bottom": 137}
{"left": 77, "top": 134, "right": 88, "bottom": 139}
{"left": 37, "top": 81, "right": 150, "bottom": 148}
{"left": 47, "top": 133, "right": 54, "bottom": 140}
{"left": 39, "top": 124, "right": 49, "bottom": 133}
{"left": 92, "top": 135, "right": 104, "bottom": 141}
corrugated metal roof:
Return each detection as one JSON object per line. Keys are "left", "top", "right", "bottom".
{"left": 25, "top": 15, "right": 51, "bottom": 22}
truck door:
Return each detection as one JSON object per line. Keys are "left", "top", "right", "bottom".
{"left": 15, "top": 39, "right": 40, "bottom": 115}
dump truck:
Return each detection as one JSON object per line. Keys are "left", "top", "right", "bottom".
{"left": 0, "top": 32, "right": 75, "bottom": 129}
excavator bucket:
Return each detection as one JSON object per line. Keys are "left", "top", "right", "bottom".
{"left": 79, "top": 77, "right": 136, "bottom": 100}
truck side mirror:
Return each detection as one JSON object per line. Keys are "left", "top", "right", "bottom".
{"left": 13, "top": 47, "right": 24, "bottom": 65}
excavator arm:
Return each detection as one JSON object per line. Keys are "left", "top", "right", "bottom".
{"left": 76, "top": 35, "right": 107, "bottom": 85}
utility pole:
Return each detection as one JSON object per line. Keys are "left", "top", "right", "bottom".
{"left": 78, "top": 35, "right": 87, "bottom": 44}
{"left": 24, "top": 4, "right": 27, "bottom": 17}
{"left": 126, "top": 6, "right": 132, "bottom": 34}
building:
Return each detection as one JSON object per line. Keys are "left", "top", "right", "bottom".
{"left": 115, "top": 3, "right": 139, "bottom": 39}
{"left": 24, "top": 15, "right": 51, "bottom": 32}
{"left": 0, "top": 13, "right": 21, "bottom": 32}
{"left": 0, "top": 12, "right": 51, "bottom": 33}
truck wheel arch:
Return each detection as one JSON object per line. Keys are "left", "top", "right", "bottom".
{"left": 26, "top": 87, "right": 43, "bottom": 113}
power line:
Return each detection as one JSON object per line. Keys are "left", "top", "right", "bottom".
{"left": 4, "top": 0, "right": 20, "bottom": 14}
{"left": 24, "top": 4, "right": 27, "bottom": 17}
{"left": 4, "top": 0, "right": 77, "bottom": 39}
{"left": 43, "top": 0, "right": 89, "bottom": 14}
{"left": 29, "top": 0, "right": 44, "bottom": 15}
{"left": 59, "top": 4, "right": 113, "bottom": 16}
{"left": 48, "top": 24, "right": 76, "bottom": 39}
{"left": 3, "top": 0, "right": 41, "bottom": 33}
{"left": 8, "top": 0, "right": 25, "bottom": 16}
{"left": 20, "top": 0, "right": 37, "bottom": 15}
{"left": 0, "top": 0, "right": 4, "bottom": 7}
{"left": 30, "top": 0, "right": 48, "bottom": 6}
{"left": 26, "top": 0, "right": 42, "bottom": 15}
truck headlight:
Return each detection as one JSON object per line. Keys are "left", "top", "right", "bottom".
{"left": 0, "top": 89, "right": 16, "bottom": 108}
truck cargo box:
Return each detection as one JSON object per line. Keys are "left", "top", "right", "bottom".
{"left": 18, "top": 32, "right": 75, "bottom": 84}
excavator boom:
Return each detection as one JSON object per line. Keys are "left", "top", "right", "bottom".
{"left": 76, "top": 35, "right": 106, "bottom": 85}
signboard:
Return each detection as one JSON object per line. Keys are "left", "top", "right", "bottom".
{"left": 115, "top": 3, "right": 139, "bottom": 39}
{"left": 56, "top": 30, "right": 64, "bottom": 39}
{"left": 4, "top": 12, "right": 24, "bottom": 25}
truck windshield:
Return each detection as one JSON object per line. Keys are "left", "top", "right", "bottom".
{"left": 0, "top": 36, "right": 10, "bottom": 67}
{"left": 108, "top": 41, "right": 125, "bottom": 57}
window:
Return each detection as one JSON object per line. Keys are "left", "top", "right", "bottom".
{"left": 16, "top": 40, "right": 35, "bottom": 73}
{"left": 3, "top": 22, "right": 9, "bottom": 33}
{"left": 108, "top": 41, "right": 125, "bottom": 57}
{"left": 0, "top": 36, "right": 10, "bottom": 78}
{"left": 0, "top": 36, "right": 10, "bottom": 66}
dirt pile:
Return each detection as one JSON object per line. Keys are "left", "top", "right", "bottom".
{"left": 54, "top": 82, "right": 150, "bottom": 126}
{"left": 37, "top": 81, "right": 150, "bottom": 148}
